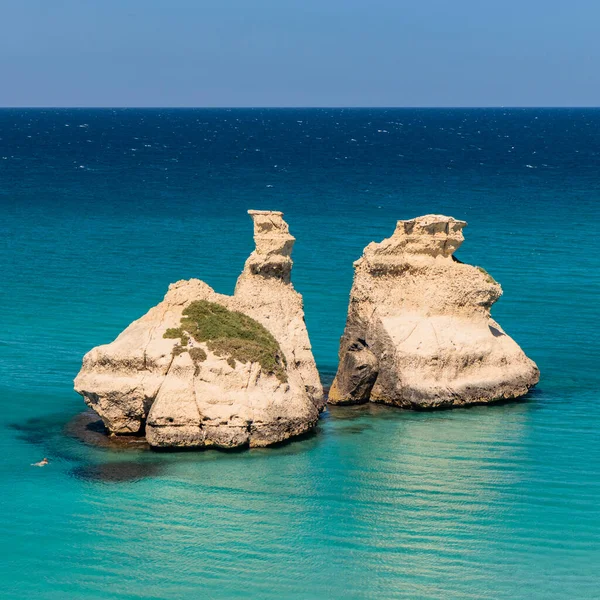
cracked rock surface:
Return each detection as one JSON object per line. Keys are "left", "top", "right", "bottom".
{"left": 329, "top": 214, "right": 539, "bottom": 408}
{"left": 74, "top": 210, "right": 324, "bottom": 448}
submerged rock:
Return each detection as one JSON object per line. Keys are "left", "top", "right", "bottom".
{"left": 329, "top": 215, "right": 539, "bottom": 408}
{"left": 65, "top": 410, "right": 150, "bottom": 450}
{"left": 75, "top": 210, "right": 324, "bottom": 448}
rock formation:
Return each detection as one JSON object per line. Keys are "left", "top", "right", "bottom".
{"left": 329, "top": 215, "right": 539, "bottom": 408}
{"left": 75, "top": 210, "right": 324, "bottom": 448}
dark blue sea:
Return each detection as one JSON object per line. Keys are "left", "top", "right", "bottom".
{"left": 1, "top": 108, "right": 599, "bottom": 599}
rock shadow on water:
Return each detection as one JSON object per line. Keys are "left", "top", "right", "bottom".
{"left": 9, "top": 412, "right": 90, "bottom": 464}
{"left": 10, "top": 414, "right": 67, "bottom": 447}
{"left": 14, "top": 409, "right": 323, "bottom": 484}
{"left": 328, "top": 419, "right": 374, "bottom": 436}
{"left": 11, "top": 411, "right": 165, "bottom": 484}
{"left": 71, "top": 461, "right": 164, "bottom": 483}
{"left": 323, "top": 402, "right": 388, "bottom": 436}
{"left": 65, "top": 411, "right": 166, "bottom": 482}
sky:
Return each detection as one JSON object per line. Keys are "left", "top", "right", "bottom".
{"left": 0, "top": 0, "right": 598, "bottom": 107}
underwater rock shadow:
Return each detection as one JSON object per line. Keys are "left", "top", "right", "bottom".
{"left": 65, "top": 411, "right": 150, "bottom": 450}
{"left": 71, "top": 461, "right": 165, "bottom": 483}
{"left": 10, "top": 414, "right": 67, "bottom": 447}
{"left": 11, "top": 411, "right": 165, "bottom": 483}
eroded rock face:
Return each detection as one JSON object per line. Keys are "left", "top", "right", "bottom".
{"left": 329, "top": 215, "right": 539, "bottom": 408}
{"left": 74, "top": 210, "right": 324, "bottom": 448}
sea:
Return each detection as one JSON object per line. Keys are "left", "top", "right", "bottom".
{"left": 0, "top": 108, "right": 598, "bottom": 599}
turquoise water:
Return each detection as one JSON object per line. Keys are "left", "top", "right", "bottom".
{"left": 1, "top": 109, "right": 599, "bottom": 599}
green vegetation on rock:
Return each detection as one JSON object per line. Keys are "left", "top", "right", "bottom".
{"left": 164, "top": 300, "right": 287, "bottom": 382}
{"left": 188, "top": 347, "right": 207, "bottom": 362}
{"left": 171, "top": 344, "right": 187, "bottom": 356}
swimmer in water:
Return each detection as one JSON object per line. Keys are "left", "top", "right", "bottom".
{"left": 32, "top": 458, "right": 49, "bottom": 467}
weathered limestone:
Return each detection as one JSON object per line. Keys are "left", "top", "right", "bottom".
{"left": 329, "top": 215, "right": 539, "bottom": 408}
{"left": 74, "top": 210, "right": 324, "bottom": 448}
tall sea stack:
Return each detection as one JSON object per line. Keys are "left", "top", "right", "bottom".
{"left": 329, "top": 214, "right": 539, "bottom": 408}
{"left": 75, "top": 210, "right": 324, "bottom": 448}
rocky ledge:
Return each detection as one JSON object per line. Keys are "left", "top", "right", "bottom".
{"left": 329, "top": 214, "right": 539, "bottom": 408}
{"left": 75, "top": 210, "right": 324, "bottom": 449}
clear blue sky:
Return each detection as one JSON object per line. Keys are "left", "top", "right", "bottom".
{"left": 1, "top": 0, "right": 598, "bottom": 107}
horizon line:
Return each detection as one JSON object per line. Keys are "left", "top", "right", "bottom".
{"left": 1, "top": 105, "right": 599, "bottom": 110}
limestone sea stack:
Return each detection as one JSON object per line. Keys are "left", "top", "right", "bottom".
{"left": 329, "top": 215, "right": 539, "bottom": 408}
{"left": 74, "top": 210, "right": 324, "bottom": 448}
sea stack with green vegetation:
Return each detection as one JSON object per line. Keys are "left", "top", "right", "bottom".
{"left": 329, "top": 214, "right": 539, "bottom": 408}
{"left": 74, "top": 210, "right": 324, "bottom": 448}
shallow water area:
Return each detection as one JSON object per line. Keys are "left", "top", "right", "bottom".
{"left": 1, "top": 108, "right": 599, "bottom": 599}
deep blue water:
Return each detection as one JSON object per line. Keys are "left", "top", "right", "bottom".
{"left": 0, "top": 108, "right": 599, "bottom": 599}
